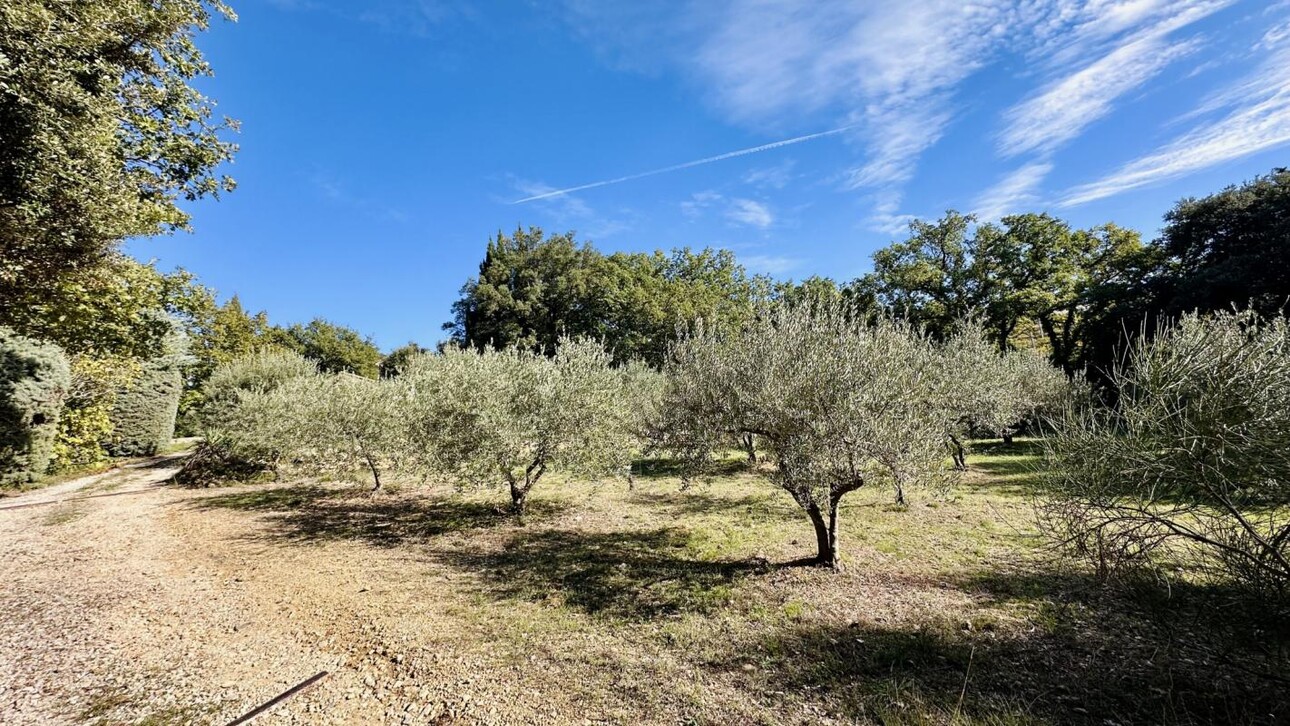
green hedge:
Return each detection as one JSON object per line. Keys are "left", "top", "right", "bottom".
{"left": 1, "top": 327, "right": 70, "bottom": 487}
{"left": 104, "top": 357, "right": 183, "bottom": 457}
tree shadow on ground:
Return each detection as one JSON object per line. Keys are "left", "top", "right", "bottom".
{"left": 721, "top": 566, "right": 1289, "bottom": 725}
{"left": 439, "top": 527, "right": 770, "bottom": 620}
{"left": 631, "top": 455, "right": 750, "bottom": 480}
{"left": 970, "top": 439, "right": 1044, "bottom": 460}
{"left": 627, "top": 488, "right": 798, "bottom": 520}
{"left": 191, "top": 484, "right": 569, "bottom": 546}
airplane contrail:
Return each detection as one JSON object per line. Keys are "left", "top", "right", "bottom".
{"left": 511, "top": 124, "right": 858, "bottom": 204}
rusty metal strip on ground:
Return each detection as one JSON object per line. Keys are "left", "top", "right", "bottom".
{"left": 225, "top": 671, "right": 329, "bottom": 725}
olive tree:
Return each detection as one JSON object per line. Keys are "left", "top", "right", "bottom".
{"left": 177, "top": 350, "right": 318, "bottom": 483}
{"left": 203, "top": 353, "right": 318, "bottom": 469}
{"left": 619, "top": 360, "right": 665, "bottom": 487}
{"left": 655, "top": 303, "right": 956, "bottom": 569}
{"left": 942, "top": 322, "right": 1071, "bottom": 469}
{"left": 1040, "top": 311, "right": 1290, "bottom": 600}
{"left": 304, "top": 374, "right": 411, "bottom": 490}
{"left": 202, "top": 349, "right": 319, "bottom": 415}
{"left": 402, "top": 338, "right": 636, "bottom": 514}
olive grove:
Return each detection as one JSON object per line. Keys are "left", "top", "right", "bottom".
{"left": 198, "top": 339, "right": 643, "bottom": 512}
{"left": 941, "top": 322, "right": 1072, "bottom": 470}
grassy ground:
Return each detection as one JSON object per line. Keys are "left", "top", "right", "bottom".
{"left": 180, "top": 438, "right": 1288, "bottom": 725}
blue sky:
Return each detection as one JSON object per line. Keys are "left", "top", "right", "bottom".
{"left": 127, "top": 0, "right": 1290, "bottom": 351}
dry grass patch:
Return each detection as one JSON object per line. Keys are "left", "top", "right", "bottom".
{"left": 175, "top": 440, "right": 1288, "bottom": 724}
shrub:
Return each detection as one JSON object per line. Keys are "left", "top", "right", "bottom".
{"left": 190, "top": 350, "right": 318, "bottom": 472}
{"left": 1040, "top": 311, "right": 1290, "bottom": 601}
{"left": 49, "top": 355, "right": 139, "bottom": 473}
{"left": 0, "top": 327, "right": 70, "bottom": 486}
{"left": 201, "top": 348, "right": 318, "bottom": 414}
{"left": 103, "top": 358, "right": 183, "bottom": 457}
{"left": 654, "top": 303, "right": 957, "bottom": 569}
{"left": 402, "top": 339, "right": 636, "bottom": 513}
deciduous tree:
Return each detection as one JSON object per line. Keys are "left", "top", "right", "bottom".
{"left": 0, "top": 0, "right": 237, "bottom": 300}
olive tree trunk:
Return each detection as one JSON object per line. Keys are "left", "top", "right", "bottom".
{"left": 948, "top": 434, "right": 967, "bottom": 471}
{"left": 805, "top": 501, "right": 842, "bottom": 570}
{"left": 507, "top": 460, "right": 546, "bottom": 516}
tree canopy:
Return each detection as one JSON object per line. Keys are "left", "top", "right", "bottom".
{"left": 269, "top": 318, "right": 382, "bottom": 378}
{"left": 1157, "top": 168, "right": 1290, "bottom": 319}
{"left": 0, "top": 0, "right": 238, "bottom": 300}
{"left": 859, "top": 211, "right": 1158, "bottom": 377}
{"left": 446, "top": 227, "right": 775, "bottom": 365}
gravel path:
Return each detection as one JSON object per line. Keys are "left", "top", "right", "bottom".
{"left": 0, "top": 459, "right": 537, "bottom": 725}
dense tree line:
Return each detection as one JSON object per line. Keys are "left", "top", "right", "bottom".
{"left": 448, "top": 169, "right": 1290, "bottom": 385}
{"left": 445, "top": 227, "right": 777, "bottom": 365}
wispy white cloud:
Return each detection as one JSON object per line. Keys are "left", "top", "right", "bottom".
{"left": 1000, "top": 34, "right": 1201, "bottom": 157}
{"left": 680, "top": 191, "right": 775, "bottom": 229}
{"left": 742, "top": 159, "right": 796, "bottom": 189}
{"left": 986, "top": 0, "right": 1235, "bottom": 215}
{"left": 742, "top": 254, "right": 800, "bottom": 275}
{"left": 868, "top": 191, "right": 916, "bottom": 236}
{"left": 680, "top": 190, "right": 722, "bottom": 218}
{"left": 974, "top": 162, "right": 1054, "bottom": 221}
{"left": 1001, "top": 2, "right": 1232, "bottom": 159}
{"left": 726, "top": 199, "right": 774, "bottom": 228}
{"left": 641, "top": 1, "right": 1240, "bottom": 226}
{"left": 560, "top": 0, "right": 1262, "bottom": 221}
{"left": 508, "top": 177, "right": 632, "bottom": 238}
{"left": 1061, "top": 45, "right": 1290, "bottom": 206}
{"left": 692, "top": 0, "right": 1008, "bottom": 197}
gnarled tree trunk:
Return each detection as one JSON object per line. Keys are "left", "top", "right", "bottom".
{"left": 509, "top": 481, "right": 529, "bottom": 515}
{"left": 507, "top": 459, "right": 546, "bottom": 516}
{"left": 805, "top": 499, "right": 844, "bottom": 570}
{"left": 948, "top": 433, "right": 968, "bottom": 471}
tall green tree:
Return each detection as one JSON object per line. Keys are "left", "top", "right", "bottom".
{"left": 864, "top": 211, "right": 985, "bottom": 341}
{"left": 0, "top": 0, "right": 238, "bottom": 300}
{"left": 446, "top": 227, "right": 774, "bottom": 365}
{"left": 446, "top": 227, "right": 608, "bottom": 356}
{"left": 862, "top": 211, "right": 1158, "bottom": 375}
{"left": 188, "top": 295, "right": 271, "bottom": 381}
{"left": 0, "top": 254, "right": 214, "bottom": 359}
{"left": 975, "top": 215, "right": 1157, "bottom": 373}
{"left": 1157, "top": 168, "right": 1290, "bottom": 318}
{"left": 271, "top": 318, "right": 381, "bottom": 378}
{"left": 379, "top": 342, "right": 429, "bottom": 378}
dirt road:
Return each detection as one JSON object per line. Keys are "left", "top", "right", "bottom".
{"left": 0, "top": 457, "right": 563, "bottom": 725}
